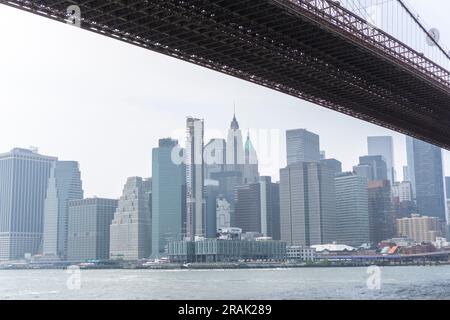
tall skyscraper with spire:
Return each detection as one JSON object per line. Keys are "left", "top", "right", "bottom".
{"left": 226, "top": 111, "right": 244, "bottom": 174}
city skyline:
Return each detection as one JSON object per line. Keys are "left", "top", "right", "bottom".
{"left": 0, "top": 3, "right": 449, "bottom": 199}
{"left": 0, "top": 113, "right": 447, "bottom": 202}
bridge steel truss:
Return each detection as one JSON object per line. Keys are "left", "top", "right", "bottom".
{"left": 2, "top": 0, "right": 450, "bottom": 148}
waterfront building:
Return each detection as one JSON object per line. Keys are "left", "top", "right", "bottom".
{"left": 0, "top": 148, "right": 57, "bottom": 261}
{"left": 67, "top": 198, "right": 117, "bottom": 261}
{"left": 334, "top": 173, "right": 370, "bottom": 247}
{"left": 286, "top": 129, "right": 320, "bottom": 165}
{"left": 151, "top": 138, "right": 186, "bottom": 257}
{"left": 367, "top": 136, "right": 395, "bottom": 185}
{"left": 168, "top": 239, "right": 286, "bottom": 263}
{"left": 397, "top": 214, "right": 446, "bottom": 243}
{"left": 368, "top": 180, "right": 394, "bottom": 244}
{"left": 406, "top": 136, "right": 446, "bottom": 221}
{"left": 110, "top": 177, "right": 152, "bottom": 260}
{"left": 186, "top": 117, "right": 206, "bottom": 240}
{"left": 286, "top": 246, "right": 316, "bottom": 262}
{"left": 280, "top": 162, "right": 336, "bottom": 246}
{"left": 311, "top": 243, "right": 357, "bottom": 255}
{"left": 43, "top": 161, "right": 83, "bottom": 259}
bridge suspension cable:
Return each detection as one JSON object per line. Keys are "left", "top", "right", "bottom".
{"left": 336, "top": 0, "right": 450, "bottom": 70}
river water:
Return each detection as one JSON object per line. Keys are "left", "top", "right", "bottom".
{"left": 1, "top": 266, "right": 449, "bottom": 300}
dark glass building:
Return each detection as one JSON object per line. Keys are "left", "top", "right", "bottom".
{"left": 406, "top": 137, "right": 446, "bottom": 221}
{"left": 67, "top": 198, "right": 118, "bottom": 261}
{"left": 234, "top": 183, "right": 261, "bottom": 233}
{"left": 368, "top": 180, "right": 394, "bottom": 244}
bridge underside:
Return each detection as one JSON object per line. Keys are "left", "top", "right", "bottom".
{"left": 2, "top": 0, "right": 450, "bottom": 148}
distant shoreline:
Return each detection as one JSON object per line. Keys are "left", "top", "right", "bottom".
{"left": 1, "top": 261, "right": 449, "bottom": 271}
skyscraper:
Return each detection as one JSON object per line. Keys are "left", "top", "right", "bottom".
{"left": 259, "top": 176, "right": 281, "bottom": 240}
{"left": 320, "top": 158, "right": 342, "bottom": 175}
{"left": 286, "top": 129, "right": 320, "bottom": 165}
{"left": 353, "top": 164, "right": 374, "bottom": 181}
{"left": 392, "top": 181, "right": 416, "bottom": 220}
{"left": 445, "top": 177, "right": 450, "bottom": 199}
{"left": 243, "top": 132, "right": 259, "bottom": 184}
{"left": 67, "top": 198, "right": 117, "bottom": 261}
{"left": 335, "top": 173, "right": 370, "bottom": 247}
{"left": 406, "top": 136, "right": 446, "bottom": 221}
{"left": 152, "top": 138, "right": 186, "bottom": 257}
{"left": 186, "top": 117, "right": 205, "bottom": 240}
{"left": 204, "top": 182, "right": 220, "bottom": 238}
{"left": 367, "top": 136, "right": 395, "bottom": 185}
{"left": 226, "top": 113, "right": 244, "bottom": 173}
{"left": 43, "top": 161, "right": 84, "bottom": 259}
{"left": 0, "top": 148, "right": 57, "bottom": 261}
{"left": 234, "top": 183, "right": 261, "bottom": 233}
{"left": 204, "top": 138, "right": 226, "bottom": 180}
{"left": 368, "top": 180, "right": 394, "bottom": 244}
{"left": 392, "top": 181, "right": 413, "bottom": 203}
{"left": 358, "top": 155, "right": 388, "bottom": 181}
{"left": 403, "top": 166, "right": 410, "bottom": 182}
{"left": 216, "top": 196, "right": 231, "bottom": 231}
{"left": 280, "top": 162, "right": 336, "bottom": 246}
{"left": 110, "top": 177, "right": 152, "bottom": 260}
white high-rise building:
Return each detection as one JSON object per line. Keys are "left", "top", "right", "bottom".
{"left": 186, "top": 117, "right": 205, "bottom": 240}
{"left": 392, "top": 181, "right": 413, "bottom": 203}
{"left": 335, "top": 173, "right": 370, "bottom": 247}
{"left": 110, "top": 177, "right": 152, "bottom": 260}
{"left": 0, "top": 148, "right": 57, "bottom": 261}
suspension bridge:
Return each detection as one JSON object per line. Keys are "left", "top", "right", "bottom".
{"left": 1, "top": 0, "right": 449, "bottom": 148}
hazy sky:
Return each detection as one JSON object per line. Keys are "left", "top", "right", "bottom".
{"left": 0, "top": 1, "right": 448, "bottom": 199}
